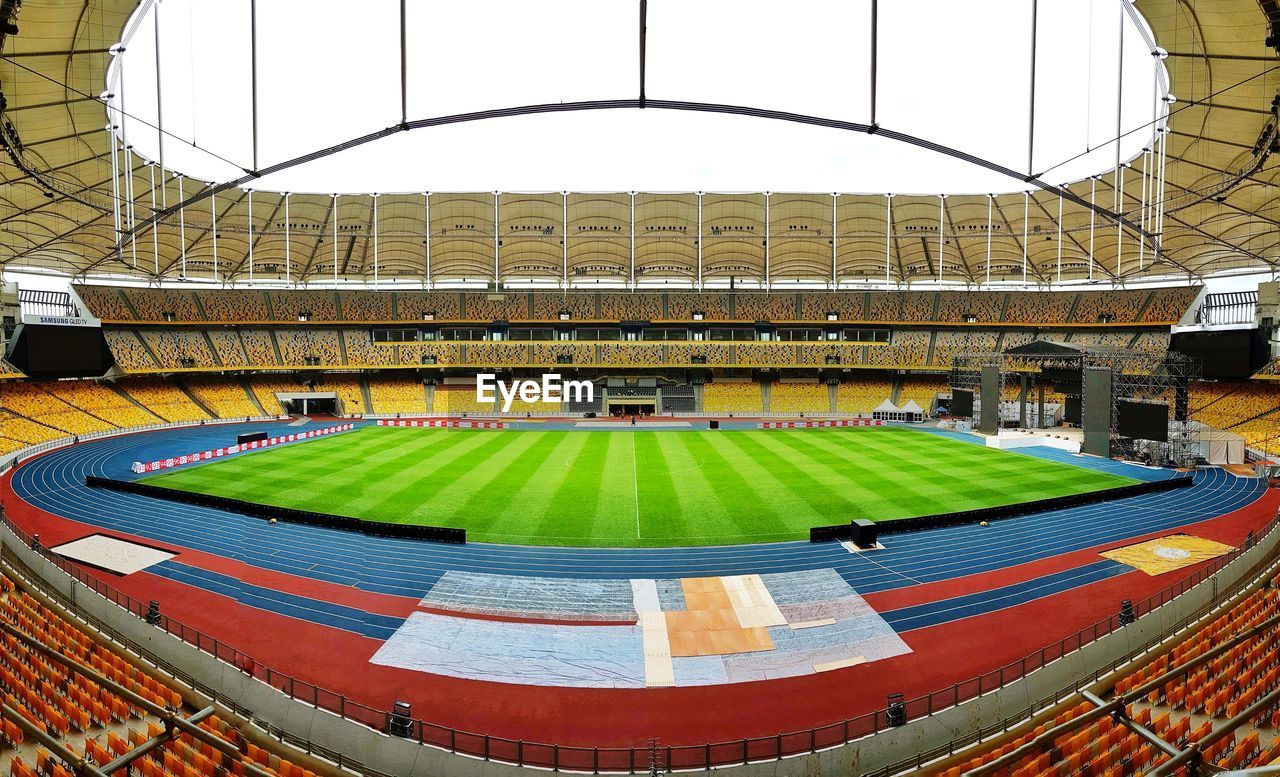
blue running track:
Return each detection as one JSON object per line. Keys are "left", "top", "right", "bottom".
{"left": 9, "top": 422, "right": 1265, "bottom": 605}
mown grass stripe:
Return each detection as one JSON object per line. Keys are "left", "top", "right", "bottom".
{"left": 633, "top": 432, "right": 683, "bottom": 543}
{"left": 142, "top": 426, "right": 1138, "bottom": 547}
{"left": 472, "top": 431, "right": 592, "bottom": 543}
{"left": 677, "top": 432, "right": 797, "bottom": 537}
{"left": 449, "top": 430, "right": 572, "bottom": 536}
{"left": 297, "top": 430, "right": 504, "bottom": 517}
{"left": 535, "top": 432, "right": 612, "bottom": 543}
{"left": 766, "top": 431, "right": 1004, "bottom": 517}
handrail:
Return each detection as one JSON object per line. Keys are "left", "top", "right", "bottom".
{"left": 0, "top": 415, "right": 284, "bottom": 473}
{"left": 2, "top": 477, "right": 1276, "bottom": 773}
{"left": 866, "top": 516, "right": 1280, "bottom": 777}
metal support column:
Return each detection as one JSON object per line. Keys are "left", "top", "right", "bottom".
{"left": 1155, "top": 128, "right": 1167, "bottom": 258}
{"left": 562, "top": 191, "right": 568, "bottom": 290}
{"left": 764, "top": 192, "right": 770, "bottom": 291}
{"left": 869, "top": 0, "right": 879, "bottom": 126}
{"left": 1088, "top": 177, "right": 1096, "bottom": 280}
{"left": 493, "top": 191, "right": 500, "bottom": 290}
{"left": 1055, "top": 189, "right": 1063, "bottom": 283}
{"left": 1026, "top": 0, "right": 1038, "bottom": 177}
{"left": 1, "top": 702, "right": 108, "bottom": 777}
{"left": 108, "top": 125, "right": 123, "bottom": 263}
{"left": 885, "top": 194, "right": 893, "bottom": 287}
{"left": 831, "top": 192, "right": 838, "bottom": 290}
{"left": 985, "top": 194, "right": 993, "bottom": 286}
{"left": 99, "top": 707, "right": 218, "bottom": 775}
{"left": 1112, "top": 0, "right": 1125, "bottom": 276}
{"left": 430, "top": 193, "right": 435, "bottom": 290}
{"left": 937, "top": 194, "right": 945, "bottom": 283}
{"left": 1115, "top": 165, "right": 1125, "bottom": 277}
{"left": 399, "top": 0, "right": 408, "bottom": 127}
{"left": 178, "top": 174, "right": 187, "bottom": 277}
{"left": 1138, "top": 148, "right": 1149, "bottom": 269}
{"left": 696, "top": 192, "right": 703, "bottom": 290}
{"left": 1021, "top": 191, "right": 1029, "bottom": 285}
{"left": 247, "top": 189, "right": 254, "bottom": 282}
{"left": 629, "top": 191, "right": 636, "bottom": 289}
{"left": 148, "top": 163, "right": 158, "bottom": 274}
{"left": 125, "top": 146, "right": 137, "bottom": 267}
{"left": 211, "top": 187, "right": 218, "bottom": 281}
{"left": 250, "top": 0, "right": 258, "bottom": 172}
{"left": 153, "top": 2, "right": 165, "bottom": 175}
{"left": 283, "top": 192, "right": 290, "bottom": 284}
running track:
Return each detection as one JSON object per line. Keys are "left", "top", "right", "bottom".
{"left": 3, "top": 420, "right": 1275, "bottom": 746}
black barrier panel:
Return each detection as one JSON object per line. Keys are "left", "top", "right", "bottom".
{"left": 236, "top": 431, "right": 270, "bottom": 446}
{"left": 85, "top": 476, "right": 466, "bottom": 544}
{"left": 810, "top": 524, "right": 849, "bottom": 542}
{"left": 809, "top": 475, "right": 1193, "bottom": 541}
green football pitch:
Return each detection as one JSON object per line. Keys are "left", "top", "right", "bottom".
{"left": 140, "top": 425, "right": 1136, "bottom": 547}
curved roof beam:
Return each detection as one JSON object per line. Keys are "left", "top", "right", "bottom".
{"left": 116, "top": 99, "right": 1155, "bottom": 254}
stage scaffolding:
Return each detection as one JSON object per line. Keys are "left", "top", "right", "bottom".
{"left": 951, "top": 344, "right": 1202, "bottom": 464}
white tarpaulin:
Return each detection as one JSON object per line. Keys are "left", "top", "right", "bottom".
{"left": 1178, "top": 422, "right": 1246, "bottom": 465}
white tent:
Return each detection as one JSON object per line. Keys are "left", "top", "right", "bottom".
{"left": 1178, "top": 423, "right": 1247, "bottom": 466}
{"left": 872, "top": 399, "right": 905, "bottom": 422}
{"left": 900, "top": 399, "right": 926, "bottom": 423}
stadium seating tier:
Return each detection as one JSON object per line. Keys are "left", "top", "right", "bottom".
{"left": 0, "top": 570, "right": 328, "bottom": 777}
{"left": 73, "top": 286, "right": 1204, "bottom": 327}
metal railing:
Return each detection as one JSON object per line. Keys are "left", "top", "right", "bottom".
{"left": 0, "top": 415, "right": 285, "bottom": 473}
{"left": 3, "top": 504, "right": 1277, "bottom": 774}
{"left": 866, "top": 516, "right": 1280, "bottom": 777}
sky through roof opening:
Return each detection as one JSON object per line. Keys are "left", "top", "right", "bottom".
{"left": 107, "top": 0, "right": 1167, "bottom": 195}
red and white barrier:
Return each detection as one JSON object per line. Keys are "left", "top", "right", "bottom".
{"left": 377, "top": 418, "right": 508, "bottom": 429}
{"left": 131, "top": 423, "right": 355, "bottom": 474}
{"left": 758, "top": 419, "right": 884, "bottom": 429}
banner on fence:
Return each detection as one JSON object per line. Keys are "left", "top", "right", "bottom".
{"left": 758, "top": 419, "right": 884, "bottom": 429}
{"left": 131, "top": 424, "right": 355, "bottom": 474}
{"left": 376, "top": 419, "right": 508, "bottom": 429}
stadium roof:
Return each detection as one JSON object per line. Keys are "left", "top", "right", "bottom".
{"left": 1, "top": 0, "right": 1279, "bottom": 288}
{"left": 102, "top": 0, "right": 1160, "bottom": 195}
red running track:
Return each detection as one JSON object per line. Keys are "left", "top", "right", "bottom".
{"left": 4, "top": 465, "right": 1275, "bottom": 748}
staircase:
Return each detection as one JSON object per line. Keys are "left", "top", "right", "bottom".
{"left": 240, "top": 377, "right": 268, "bottom": 416}
{"left": 360, "top": 376, "right": 376, "bottom": 415}
{"left": 175, "top": 381, "right": 217, "bottom": 419}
